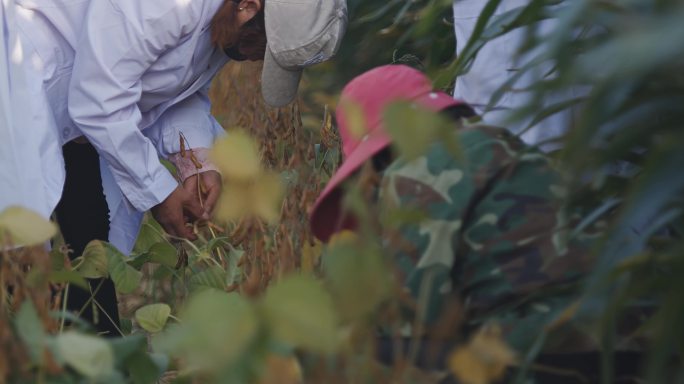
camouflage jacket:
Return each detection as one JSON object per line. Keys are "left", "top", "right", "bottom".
{"left": 378, "top": 125, "right": 593, "bottom": 352}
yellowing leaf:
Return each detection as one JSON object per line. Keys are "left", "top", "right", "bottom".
{"left": 216, "top": 182, "right": 251, "bottom": 222}
{"left": 339, "top": 99, "right": 368, "bottom": 140}
{"left": 210, "top": 130, "right": 262, "bottom": 180}
{"left": 251, "top": 172, "right": 285, "bottom": 223}
{"left": 327, "top": 230, "right": 359, "bottom": 247}
{"left": 301, "top": 240, "right": 323, "bottom": 273}
{"left": 258, "top": 354, "right": 303, "bottom": 384}
{"left": 77, "top": 241, "right": 110, "bottom": 279}
{"left": 261, "top": 274, "right": 339, "bottom": 353}
{"left": 448, "top": 325, "right": 517, "bottom": 384}
{"left": 135, "top": 303, "right": 172, "bottom": 333}
{"left": 0, "top": 206, "right": 57, "bottom": 247}
{"left": 215, "top": 172, "right": 284, "bottom": 224}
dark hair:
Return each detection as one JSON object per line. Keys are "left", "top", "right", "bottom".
{"left": 211, "top": 0, "right": 267, "bottom": 61}
{"left": 439, "top": 104, "right": 478, "bottom": 121}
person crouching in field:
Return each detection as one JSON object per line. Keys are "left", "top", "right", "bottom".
{"left": 309, "top": 65, "right": 642, "bottom": 383}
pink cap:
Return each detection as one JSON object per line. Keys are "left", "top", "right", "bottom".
{"left": 310, "top": 65, "right": 467, "bottom": 242}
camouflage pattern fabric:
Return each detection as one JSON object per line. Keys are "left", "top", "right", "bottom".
{"left": 378, "top": 125, "right": 594, "bottom": 353}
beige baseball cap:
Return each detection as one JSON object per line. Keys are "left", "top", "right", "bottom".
{"left": 261, "top": 0, "right": 348, "bottom": 107}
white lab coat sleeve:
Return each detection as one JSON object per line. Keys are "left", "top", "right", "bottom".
{"left": 67, "top": 0, "right": 201, "bottom": 212}
{"left": 144, "top": 87, "right": 226, "bottom": 159}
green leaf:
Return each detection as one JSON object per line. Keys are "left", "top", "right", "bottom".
{"left": 110, "top": 335, "right": 164, "bottom": 384}
{"left": 135, "top": 303, "right": 171, "bottom": 333}
{"left": 133, "top": 218, "right": 166, "bottom": 254}
{"left": 226, "top": 246, "right": 245, "bottom": 286}
{"left": 109, "top": 257, "right": 142, "bottom": 293}
{"left": 189, "top": 266, "right": 228, "bottom": 292}
{"left": 50, "top": 246, "right": 68, "bottom": 272}
{"left": 108, "top": 249, "right": 143, "bottom": 294}
{"left": 127, "top": 253, "right": 151, "bottom": 270}
{"left": 54, "top": 331, "right": 115, "bottom": 379}
{"left": 126, "top": 350, "right": 166, "bottom": 384}
{"left": 109, "top": 334, "right": 146, "bottom": 366}
{"left": 148, "top": 242, "right": 178, "bottom": 267}
{"left": 261, "top": 274, "right": 339, "bottom": 353}
{"left": 14, "top": 300, "right": 46, "bottom": 364}
{"left": 76, "top": 240, "right": 110, "bottom": 279}
{"left": 0, "top": 206, "right": 57, "bottom": 247}
{"left": 48, "top": 270, "right": 88, "bottom": 290}
{"left": 152, "top": 290, "right": 258, "bottom": 373}
{"left": 202, "top": 237, "right": 231, "bottom": 253}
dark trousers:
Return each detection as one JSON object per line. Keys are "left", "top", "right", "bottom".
{"left": 55, "top": 142, "right": 121, "bottom": 337}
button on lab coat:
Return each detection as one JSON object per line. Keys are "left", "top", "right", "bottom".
{"left": 4, "top": 0, "right": 229, "bottom": 253}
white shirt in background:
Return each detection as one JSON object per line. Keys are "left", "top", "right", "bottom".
{"left": 452, "top": 0, "right": 585, "bottom": 150}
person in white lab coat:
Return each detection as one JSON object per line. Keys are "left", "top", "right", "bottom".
{"left": 3, "top": 0, "right": 347, "bottom": 335}
{"left": 451, "top": 0, "right": 583, "bottom": 150}
{"left": 1, "top": 0, "right": 50, "bottom": 215}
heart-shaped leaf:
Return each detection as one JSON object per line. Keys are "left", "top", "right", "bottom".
{"left": 135, "top": 304, "right": 171, "bottom": 333}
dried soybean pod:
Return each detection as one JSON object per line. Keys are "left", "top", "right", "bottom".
{"left": 180, "top": 134, "right": 186, "bottom": 157}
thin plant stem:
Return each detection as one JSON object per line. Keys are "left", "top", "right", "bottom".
{"left": 76, "top": 279, "right": 105, "bottom": 318}
{"left": 59, "top": 283, "right": 69, "bottom": 333}
{"left": 92, "top": 299, "right": 124, "bottom": 337}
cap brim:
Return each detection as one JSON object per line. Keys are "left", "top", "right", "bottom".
{"left": 261, "top": 48, "right": 303, "bottom": 108}
{"left": 310, "top": 131, "right": 392, "bottom": 242}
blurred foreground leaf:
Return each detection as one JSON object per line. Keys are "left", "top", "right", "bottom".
{"left": 383, "top": 101, "right": 461, "bottom": 160}
{"left": 261, "top": 274, "right": 339, "bottom": 353}
{"left": 152, "top": 289, "right": 257, "bottom": 372}
{"left": 448, "top": 325, "right": 517, "bottom": 384}
{"left": 258, "top": 353, "right": 303, "bottom": 384}
{"left": 15, "top": 300, "right": 47, "bottom": 365}
{"left": 210, "top": 130, "right": 262, "bottom": 180}
{"left": 216, "top": 172, "right": 285, "bottom": 224}
{"left": 323, "top": 237, "right": 392, "bottom": 322}
{"left": 0, "top": 206, "right": 57, "bottom": 247}
{"left": 54, "top": 331, "right": 115, "bottom": 379}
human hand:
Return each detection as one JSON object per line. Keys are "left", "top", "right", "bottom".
{"left": 183, "top": 170, "right": 222, "bottom": 215}
{"left": 151, "top": 186, "right": 209, "bottom": 240}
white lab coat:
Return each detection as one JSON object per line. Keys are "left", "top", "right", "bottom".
{"left": 3, "top": 0, "right": 228, "bottom": 254}
{"left": 1, "top": 0, "right": 55, "bottom": 217}
{"left": 452, "top": 0, "right": 585, "bottom": 149}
